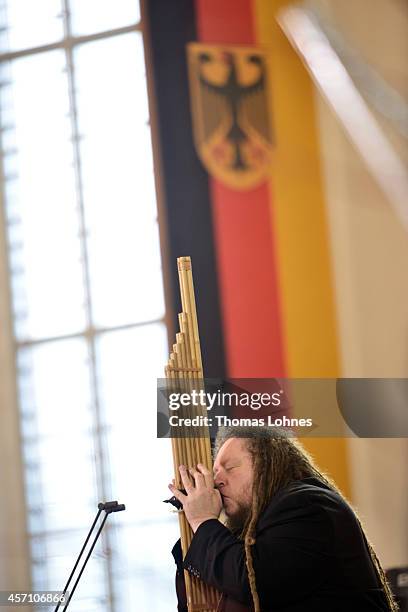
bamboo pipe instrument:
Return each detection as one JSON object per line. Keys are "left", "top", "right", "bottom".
{"left": 165, "top": 257, "right": 219, "bottom": 612}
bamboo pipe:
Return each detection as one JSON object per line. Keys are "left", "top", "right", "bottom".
{"left": 164, "top": 257, "right": 219, "bottom": 611}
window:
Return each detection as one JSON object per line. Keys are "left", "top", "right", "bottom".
{"left": 0, "top": 2, "right": 178, "bottom": 610}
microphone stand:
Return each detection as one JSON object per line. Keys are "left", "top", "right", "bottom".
{"left": 54, "top": 500, "right": 126, "bottom": 612}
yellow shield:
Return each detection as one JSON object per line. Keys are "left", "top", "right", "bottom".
{"left": 187, "top": 43, "right": 273, "bottom": 191}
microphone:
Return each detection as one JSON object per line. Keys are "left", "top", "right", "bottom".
{"left": 54, "top": 501, "right": 126, "bottom": 611}
{"left": 111, "top": 504, "right": 126, "bottom": 512}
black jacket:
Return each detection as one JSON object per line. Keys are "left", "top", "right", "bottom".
{"left": 173, "top": 477, "right": 390, "bottom": 611}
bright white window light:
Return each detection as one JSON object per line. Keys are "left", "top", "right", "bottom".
{"left": 69, "top": 0, "right": 140, "bottom": 36}
{"left": 0, "top": 0, "right": 63, "bottom": 53}
{"left": 0, "top": 3, "right": 179, "bottom": 611}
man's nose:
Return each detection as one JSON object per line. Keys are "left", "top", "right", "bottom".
{"left": 214, "top": 469, "right": 225, "bottom": 488}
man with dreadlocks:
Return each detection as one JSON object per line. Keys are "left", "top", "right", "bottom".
{"left": 169, "top": 427, "right": 397, "bottom": 612}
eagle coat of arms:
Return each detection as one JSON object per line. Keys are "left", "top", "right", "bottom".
{"left": 187, "top": 43, "right": 273, "bottom": 190}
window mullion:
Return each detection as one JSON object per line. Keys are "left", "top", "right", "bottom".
{"left": 0, "top": 23, "right": 142, "bottom": 64}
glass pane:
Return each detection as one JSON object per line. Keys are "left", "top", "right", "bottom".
{"left": 75, "top": 33, "right": 164, "bottom": 328}
{"left": 0, "top": 53, "right": 86, "bottom": 340}
{"left": 0, "top": 0, "right": 63, "bottom": 53}
{"left": 69, "top": 0, "right": 140, "bottom": 36}
{"left": 96, "top": 323, "right": 177, "bottom": 610}
{"left": 113, "top": 523, "right": 179, "bottom": 612}
{"left": 18, "top": 339, "right": 98, "bottom": 534}
{"left": 31, "top": 532, "right": 109, "bottom": 612}
{"left": 95, "top": 323, "right": 171, "bottom": 521}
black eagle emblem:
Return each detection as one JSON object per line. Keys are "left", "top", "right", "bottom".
{"left": 198, "top": 51, "right": 267, "bottom": 171}
{"left": 187, "top": 44, "right": 273, "bottom": 190}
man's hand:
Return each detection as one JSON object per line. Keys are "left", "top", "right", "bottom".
{"left": 169, "top": 464, "right": 222, "bottom": 533}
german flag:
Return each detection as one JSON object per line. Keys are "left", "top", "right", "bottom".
{"left": 145, "top": 0, "right": 350, "bottom": 494}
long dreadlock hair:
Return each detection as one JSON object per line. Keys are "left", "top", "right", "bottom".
{"left": 214, "top": 426, "right": 398, "bottom": 612}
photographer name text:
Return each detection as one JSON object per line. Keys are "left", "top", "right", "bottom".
{"left": 168, "top": 415, "right": 313, "bottom": 428}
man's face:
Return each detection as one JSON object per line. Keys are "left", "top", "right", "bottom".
{"left": 213, "top": 438, "right": 253, "bottom": 527}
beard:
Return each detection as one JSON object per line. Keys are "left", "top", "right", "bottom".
{"left": 224, "top": 499, "right": 252, "bottom": 534}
